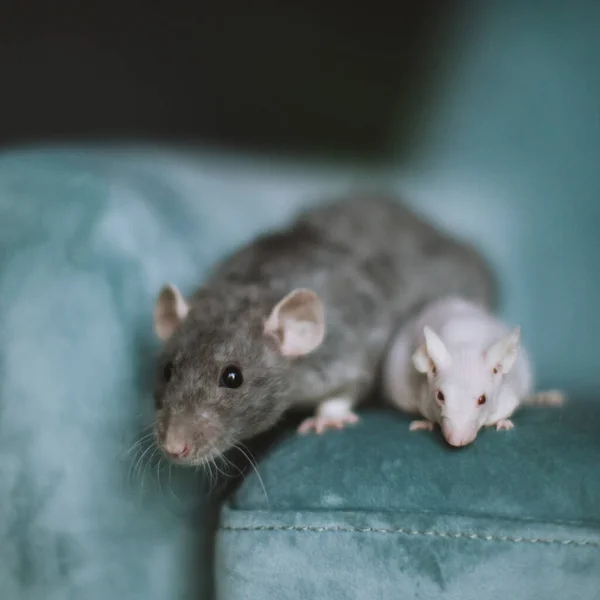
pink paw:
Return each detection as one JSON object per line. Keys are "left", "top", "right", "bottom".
{"left": 496, "top": 419, "right": 515, "bottom": 431}
{"left": 297, "top": 412, "right": 359, "bottom": 435}
{"left": 409, "top": 420, "right": 435, "bottom": 432}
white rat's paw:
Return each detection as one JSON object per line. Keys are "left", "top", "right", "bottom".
{"left": 297, "top": 412, "right": 359, "bottom": 435}
{"left": 496, "top": 419, "right": 515, "bottom": 431}
{"left": 409, "top": 420, "right": 435, "bottom": 432}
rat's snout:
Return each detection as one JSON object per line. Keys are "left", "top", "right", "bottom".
{"left": 156, "top": 420, "right": 192, "bottom": 461}
{"left": 441, "top": 419, "right": 478, "bottom": 448}
{"left": 156, "top": 408, "right": 222, "bottom": 464}
{"left": 162, "top": 437, "right": 190, "bottom": 460}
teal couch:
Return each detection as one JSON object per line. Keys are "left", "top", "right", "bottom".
{"left": 1, "top": 2, "right": 600, "bottom": 599}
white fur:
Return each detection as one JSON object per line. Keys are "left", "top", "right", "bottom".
{"left": 383, "top": 296, "right": 537, "bottom": 447}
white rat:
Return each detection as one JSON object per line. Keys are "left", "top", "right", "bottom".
{"left": 383, "top": 296, "right": 565, "bottom": 447}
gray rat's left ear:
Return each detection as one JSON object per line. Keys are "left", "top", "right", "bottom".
{"left": 154, "top": 283, "right": 189, "bottom": 342}
{"left": 264, "top": 288, "right": 325, "bottom": 357}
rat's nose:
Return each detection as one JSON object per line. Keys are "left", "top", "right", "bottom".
{"left": 163, "top": 439, "right": 190, "bottom": 459}
{"left": 442, "top": 421, "right": 477, "bottom": 447}
{"left": 445, "top": 435, "right": 473, "bottom": 448}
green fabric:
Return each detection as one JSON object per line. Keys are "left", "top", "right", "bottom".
{"left": 218, "top": 404, "right": 600, "bottom": 599}
{"left": 0, "top": 151, "right": 215, "bottom": 600}
{"left": 0, "top": 148, "right": 378, "bottom": 600}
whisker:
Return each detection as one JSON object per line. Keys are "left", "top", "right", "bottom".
{"left": 156, "top": 456, "right": 163, "bottom": 495}
{"left": 137, "top": 444, "right": 158, "bottom": 488}
{"left": 210, "top": 456, "right": 231, "bottom": 480}
{"left": 233, "top": 444, "right": 270, "bottom": 508}
{"left": 125, "top": 431, "right": 156, "bottom": 457}
{"left": 132, "top": 444, "right": 153, "bottom": 481}
{"left": 203, "top": 457, "right": 215, "bottom": 493}
{"left": 220, "top": 452, "right": 244, "bottom": 477}
{"left": 166, "top": 462, "right": 182, "bottom": 504}
{"left": 149, "top": 447, "right": 163, "bottom": 489}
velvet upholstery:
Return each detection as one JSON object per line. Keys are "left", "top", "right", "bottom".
{"left": 218, "top": 405, "right": 600, "bottom": 599}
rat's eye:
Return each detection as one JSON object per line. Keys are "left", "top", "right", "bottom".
{"left": 219, "top": 365, "right": 244, "bottom": 389}
{"left": 163, "top": 361, "right": 174, "bottom": 382}
{"left": 477, "top": 394, "right": 487, "bottom": 406}
{"left": 436, "top": 390, "right": 445, "bottom": 403}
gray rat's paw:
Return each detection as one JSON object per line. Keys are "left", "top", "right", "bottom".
{"left": 409, "top": 419, "right": 435, "bottom": 432}
{"left": 297, "top": 412, "right": 359, "bottom": 435}
{"left": 495, "top": 419, "right": 515, "bottom": 431}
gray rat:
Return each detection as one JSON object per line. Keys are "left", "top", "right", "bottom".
{"left": 152, "top": 194, "right": 496, "bottom": 465}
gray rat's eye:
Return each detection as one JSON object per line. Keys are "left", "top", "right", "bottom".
{"left": 219, "top": 365, "right": 244, "bottom": 389}
{"left": 163, "top": 361, "right": 174, "bottom": 382}
{"left": 436, "top": 390, "right": 445, "bottom": 403}
{"left": 477, "top": 394, "right": 487, "bottom": 406}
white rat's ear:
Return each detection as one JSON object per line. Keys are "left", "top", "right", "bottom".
{"left": 412, "top": 346, "right": 431, "bottom": 373}
{"left": 425, "top": 326, "right": 451, "bottom": 369}
{"left": 264, "top": 288, "right": 325, "bottom": 357}
{"left": 413, "top": 326, "right": 450, "bottom": 373}
{"left": 154, "top": 284, "right": 189, "bottom": 342}
{"left": 485, "top": 327, "right": 521, "bottom": 374}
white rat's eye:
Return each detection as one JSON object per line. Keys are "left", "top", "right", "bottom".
{"left": 219, "top": 365, "right": 244, "bottom": 389}
{"left": 436, "top": 390, "right": 445, "bottom": 403}
{"left": 477, "top": 394, "right": 487, "bottom": 406}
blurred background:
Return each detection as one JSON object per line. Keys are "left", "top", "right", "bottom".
{"left": 1, "top": 2, "right": 600, "bottom": 599}
{"left": 4, "top": 0, "right": 595, "bottom": 392}
{"left": 0, "top": 0, "right": 450, "bottom": 160}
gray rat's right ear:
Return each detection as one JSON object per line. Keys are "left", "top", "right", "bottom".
{"left": 154, "top": 284, "right": 189, "bottom": 342}
{"left": 264, "top": 288, "right": 325, "bottom": 357}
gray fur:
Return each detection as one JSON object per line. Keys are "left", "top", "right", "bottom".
{"left": 153, "top": 193, "right": 496, "bottom": 463}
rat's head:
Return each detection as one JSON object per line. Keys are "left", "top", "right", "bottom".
{"left": 412, "top": 325, "right": 521, "bottom": 447}
{"left": 151, "top": 284, "right": 325, "bottom": 465}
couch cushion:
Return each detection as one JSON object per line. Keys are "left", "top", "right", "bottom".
{"left": 217, "top": 402, "right": 600, "bottom": 599}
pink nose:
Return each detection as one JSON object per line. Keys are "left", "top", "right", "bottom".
{"left": 163, "top": 440, "right": 190, "bottom": 459}
{"left": 445, "top": 435, "right": 475, "bottom": 448}
{"left": 442, "top": 422, "right": 477, "bottom": 447}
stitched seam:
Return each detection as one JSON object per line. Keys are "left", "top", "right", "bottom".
{"left": 227, "top": 503, "right": 600, "bottom": 529}
{"left": 220, "top": 525, "right": 600, "bottom": 547}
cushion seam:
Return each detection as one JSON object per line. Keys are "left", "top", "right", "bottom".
{"left": 219, "top": 524, "right": 600, "bottom": 547}
{"left": 229, "top": 504, "right": 599, "bottom": 528}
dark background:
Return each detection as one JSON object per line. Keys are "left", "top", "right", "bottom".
{"left": 0, "top": 1, "right": 462, "bottom": 161}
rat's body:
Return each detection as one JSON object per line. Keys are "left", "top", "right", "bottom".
{"left": 383, "top": 296, "right": 564, "bottom": 447}
{"left": 153, "top": 195, "right": 496, "bottom": 465}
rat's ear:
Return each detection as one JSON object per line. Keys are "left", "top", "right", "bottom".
{"left": 485, "top": 326, "right": 521, "bottom": 374}
{"left": 412, "top": 345, "right": 431, "bottom": 373}
{"left": 264, "top": 288, "right": 325, "bottom": 357}
{"left": 154, "top": 284, "right": 189, "bottom": 342}
{"left": 414, "top": 326, "right": 451, "bottom": 373}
